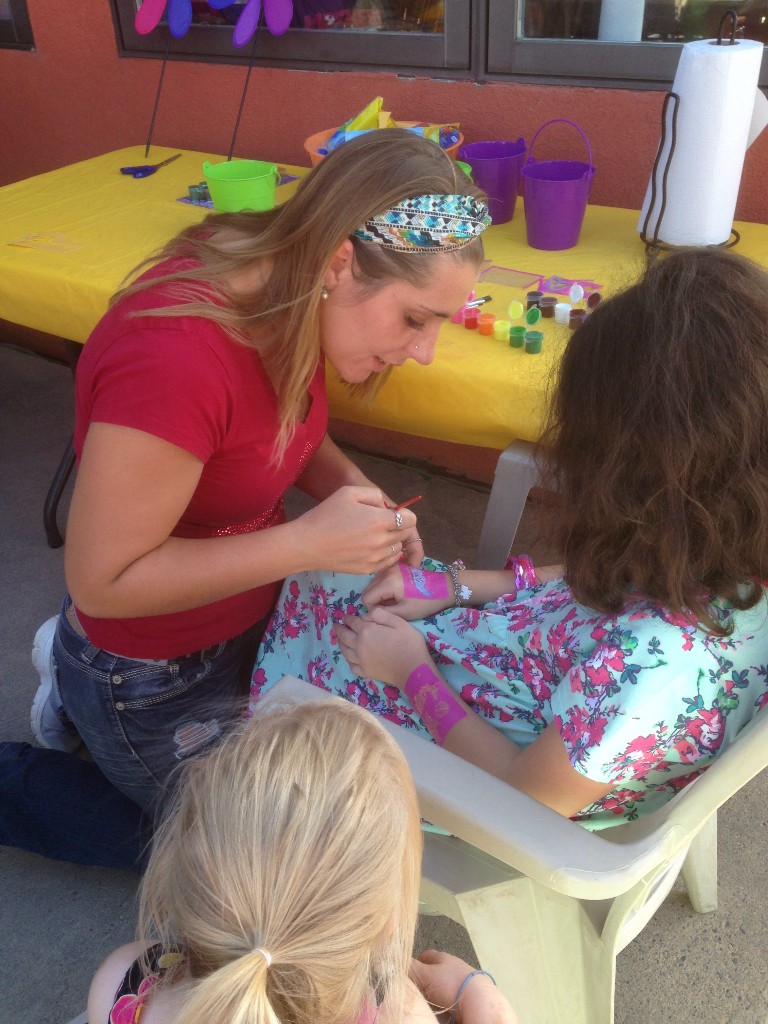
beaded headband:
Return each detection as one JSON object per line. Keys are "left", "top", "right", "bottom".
{"left": 353, "top": 194, "right": 491, "bottom": 253}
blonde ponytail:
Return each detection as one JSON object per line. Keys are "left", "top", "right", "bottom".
{"left": 166, "top": 951, "right": 277, "bottom": 1024}
{"left": 138, "top": 698, "right": 422, "bottom": 1024}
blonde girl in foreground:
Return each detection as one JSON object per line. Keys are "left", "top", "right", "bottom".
{"left": 88, "top": 699, "right": 516, "bottom": 1024}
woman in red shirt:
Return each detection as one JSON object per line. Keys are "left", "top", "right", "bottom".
{"left": 23, "top": 128, "right": 489, "bottom": 823}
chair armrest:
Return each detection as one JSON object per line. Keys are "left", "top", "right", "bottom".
{"left": 266, "top": 676, "right": 689, "bottom": 899}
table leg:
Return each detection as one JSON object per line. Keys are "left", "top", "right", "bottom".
{"left": 43, "top": 439, "right": 76, "bottom": 548}
{"left": 42, "top": 339, "right": 82, "bottom": 549}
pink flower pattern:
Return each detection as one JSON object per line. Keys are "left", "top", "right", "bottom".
{"left": 251, "top": 562, "right": 768, "bottom": 829}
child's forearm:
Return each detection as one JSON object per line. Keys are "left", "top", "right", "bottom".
{"left": 447, "top": 555, "right": 543, "bottom": 607}
{"left": 455, "top": 569, "right": 520, "bottom": 605}
{"left": 402, "top": 661, "right": 522, "bottom": 774}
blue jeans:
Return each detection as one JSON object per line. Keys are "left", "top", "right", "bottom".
{"left": 0, "top": 742, "right": 150, "bottom": 872}
{"left": 0, "top": 602, "right": 265, "bottom": 870}
{"left": 55, "top": 599, "right": 263, "bottom": 813}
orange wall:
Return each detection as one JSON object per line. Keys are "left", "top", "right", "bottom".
{"left": 2, "top": 1, "right": 767, "bottom": 223}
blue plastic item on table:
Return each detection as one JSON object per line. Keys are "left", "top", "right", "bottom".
{"left": 119, "top": 153, "right": 182, "bottom": 179}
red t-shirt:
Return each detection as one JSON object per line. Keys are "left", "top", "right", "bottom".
{"left": 73, "top": 264, "right": 328, "bottom": 659}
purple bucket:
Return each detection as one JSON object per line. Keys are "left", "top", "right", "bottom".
{"left": 457, "top": 138, "right": 526, "bottom": 224}
{"left": 521, "top": 119, "right": 595, "bottom": 251}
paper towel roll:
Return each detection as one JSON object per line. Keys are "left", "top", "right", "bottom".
{"left": 598, "top": 0, "right": 645, "bottom": 42}
{"left": 638, "top": 38, "right": 766, "bottom": 246}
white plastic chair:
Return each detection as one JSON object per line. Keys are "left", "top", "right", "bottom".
{"left": 476, "top": 440, "right": 540, "bottom": 570}
{"left": 268, "top": 674, "right": 768, "bottom": 1024}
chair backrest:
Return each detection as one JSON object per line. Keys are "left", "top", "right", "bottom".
{"left": 266, "top": 676, "right": 768, "bottom": 900}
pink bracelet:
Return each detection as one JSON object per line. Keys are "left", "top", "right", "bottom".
{"left": 504, "top": 554, "right": 537, "bottom": 592}
{"left": 399, "top": 563, "right": 450, "bottom": 600}
{"left": 404, "top": 663, "right": 467, "bottom": 745}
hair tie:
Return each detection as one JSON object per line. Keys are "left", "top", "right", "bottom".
{"left": 353, "top": 194, "right": 490, "bottom": 252}
{"left": 253, "top": 946, "right": 272, "bottom": 967}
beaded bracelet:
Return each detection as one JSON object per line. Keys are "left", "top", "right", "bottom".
{"left": 449, "top": 559, "right": 473, "bottom": 607}
{"left": 505, "top": 553, "right": 538, "bottom": 592}
{"left": 449, "top": 969, "right": 497, "bottom": 1024}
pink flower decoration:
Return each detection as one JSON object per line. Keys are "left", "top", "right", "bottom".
{"left": 135, "top": 0, "right": 192, "bottom": 38}
{"left": 687, "top": 707, "right": 726, "bottom": 754}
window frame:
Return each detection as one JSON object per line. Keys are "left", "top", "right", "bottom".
{"left": 110, "top": 0, "right": 472, "bottom": 76}
{"left": 110, "top": 0, "right": 768, "bottom": 89}
{"left": 0, "top": 0, "right": 35, "bottom": 50}
{"left": 484, "top": 0, "right": 768, "bottom": 89}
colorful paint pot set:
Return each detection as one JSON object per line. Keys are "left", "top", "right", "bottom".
{"left": 459, "top": 282, "right": 603, "bottom": 354}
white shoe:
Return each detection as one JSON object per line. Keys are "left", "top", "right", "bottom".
{"left": 30, "top": 616, "right": 82, "bottom": 753}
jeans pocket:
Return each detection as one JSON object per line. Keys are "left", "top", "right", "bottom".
{"left": 111, "top": 658, "right": 214, "bottom": 711}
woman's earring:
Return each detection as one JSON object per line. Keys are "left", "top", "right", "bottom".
{"left": 321, "top": 286, "right": 330, "bottom": 300}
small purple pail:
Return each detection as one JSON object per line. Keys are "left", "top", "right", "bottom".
{"left": 521, "top": 119, "right": 595, "bottom": 250}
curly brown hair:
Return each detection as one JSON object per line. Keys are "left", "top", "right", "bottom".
{"left": 540, "top": 246, "right": 768, "bottom": 633}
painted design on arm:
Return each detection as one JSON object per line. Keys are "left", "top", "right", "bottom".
{"left": 404, "top": 662, "right": 467, "bottom": 744}
{"left": 400, "top": 564, "right": 450, "bottom": 600}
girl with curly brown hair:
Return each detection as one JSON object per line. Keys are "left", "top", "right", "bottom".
{"left": 256, "top": 247, "right": 768, "bottom": 828}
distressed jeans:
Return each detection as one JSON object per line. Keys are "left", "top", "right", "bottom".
{"left": 55, "top": 598, "right": 265, "bottom": 814}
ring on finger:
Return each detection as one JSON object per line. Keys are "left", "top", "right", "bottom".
{"left": 391, "top": 544, "right": 396, "bottom": 557}
{"left": 394, "top": 510, "right": 404, "bottom": 530}
{"left": 402, "top": 536, "right": 422, "bottom": 547}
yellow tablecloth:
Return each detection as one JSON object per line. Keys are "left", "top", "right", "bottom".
{"left": 4, "top": 146, "right": 768, "bottom": 450}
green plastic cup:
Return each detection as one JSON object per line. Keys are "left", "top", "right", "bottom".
{"left": 525, "top": 330, "right": 544, "bottom": 354}
{"left": 203, "top": 159, "right": 279, "bottom": 213}
{"left": 509, "top": 326, "right": 526, "bottom": 348}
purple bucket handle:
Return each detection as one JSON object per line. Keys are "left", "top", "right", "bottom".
{"left": 526, "top": 118, "right": 593, "bottom": 178}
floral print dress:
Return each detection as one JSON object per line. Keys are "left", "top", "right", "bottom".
{"left": 251, "top": 562, "right": 768, "bottom": 829}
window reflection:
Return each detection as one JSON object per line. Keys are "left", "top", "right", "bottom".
{"left": 189, "top": 0, "right": 444, "bottom": 32}
{"left": 522, "top": 0, "right": 768, "bottom": 44}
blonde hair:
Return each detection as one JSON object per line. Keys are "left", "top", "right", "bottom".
{"left": 112, "top": 129, "right": 486, "bottom": 459}
{"left": 138, "top": 698, "right": 423, "bottom": 1024}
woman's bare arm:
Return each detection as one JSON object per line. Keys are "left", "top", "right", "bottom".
{"left": 65, "top": 424, "right": 413, "bottom": 618}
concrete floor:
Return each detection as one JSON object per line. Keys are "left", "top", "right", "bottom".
{"left": 1, "top": 343, "right": 767, "bottom": 1024}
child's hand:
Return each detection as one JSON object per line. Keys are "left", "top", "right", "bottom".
{"left": 363, "top": 564, "right": 453, "bottom": 620}
{"left": 334, "top": 606, "right": 429, "bottom": 685}
{"left": 410, "top": 951, "right": 517, "bottom": 1024}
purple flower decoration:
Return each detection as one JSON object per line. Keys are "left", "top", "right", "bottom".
{"left": 208, "top": 0, "right": 294, "bottom": 42}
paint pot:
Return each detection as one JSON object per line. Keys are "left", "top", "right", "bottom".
{"left": 508, "top": 299, "right": 525, "bottom": 320}
{"left": 569, "top": 308, "right": 588, "bottom": 330}
{"left": 493, "top": 319, "right": 511, "bottom": 341}
{"left": 587, "top": 291, "right": 603, "bottom": 310}
{"left": 477, "top": 313, "right": 496, "bottom": 336}
{"left": 524, "top": 330, "right": 544, "bottom": 354}
{"left": 554, "top": 302, "right": 571, "bottom": 323}
{"left": 539, "top": 296, "right": 557, "bottom": 318}
{"left": 509, "top": 326, "right": 526, "bottom": 348}
{"left": 526, "top": 290, "right": 543, "bottom": 309}
{"left": 464, "top": 310, "right": 479, "bottom": 329}
{"left": 525, "top": 305, "right": 542, "bottom": 326}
